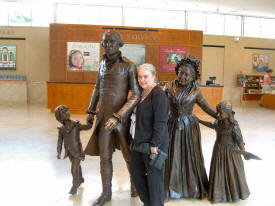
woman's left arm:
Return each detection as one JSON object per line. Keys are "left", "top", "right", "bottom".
{"left": 196, "top": 89, "right": 217, "bottom": 118}
{"left": 151, "top": 89, "right": 169, "bottom": 151}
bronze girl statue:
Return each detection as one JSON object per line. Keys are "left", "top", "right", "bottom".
{"left": 198, "top": 101, "right": 250, "bottom": 203}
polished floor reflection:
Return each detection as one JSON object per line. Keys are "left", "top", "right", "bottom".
{"left": 0, "top": 105, "right": 274, "bottom": 206}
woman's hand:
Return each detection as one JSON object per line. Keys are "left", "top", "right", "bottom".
{"left": 150, "top": 146, "right": 158, "bottom": 154}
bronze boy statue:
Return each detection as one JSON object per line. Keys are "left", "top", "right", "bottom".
{"left": 85, "top": 30, "right": 140, "bottom": 206}
{"left": 55, "top": 105, "right": 93, "bottom": 195}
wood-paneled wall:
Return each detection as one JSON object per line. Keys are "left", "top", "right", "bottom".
{"left": 193, "top": 86, "right": 223, "bottom": 120}
{"left": 47, "top": 83, "right": 223, "bottom": 118}
{"left": 50, "top": 23, "right": 203, "bottom": 83}
{"left": 47, "top": 82, "right": 95, "bottom": 113}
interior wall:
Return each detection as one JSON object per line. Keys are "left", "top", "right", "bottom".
{"left": 202, "top": 35, "right": 275, "bottom": 105}
{"left": 202, "top": 47, "right": 224, "bottom": 85}
{"left": 2, "top": 26, "right": 275, "bottom": 106}
{"left": 0, "top": 26, "right": 49, "bottom": 104}
{"left": 49, "top": 23, "right": 202, "bottom": 83}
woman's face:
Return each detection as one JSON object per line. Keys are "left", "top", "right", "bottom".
{"left": 177, "top": 65, "right": 195, "bottom": 86}
{"left": 138, "top": 68, "right": 155, "bottom": 90}
{"left": 71, "top": 52, "right": 84, "bottom": 68}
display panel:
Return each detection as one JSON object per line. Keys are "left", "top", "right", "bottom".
{"left": 159, "top": 45, "right": 188, "bottom": 72}
{"left": 252, "top": 53, "right": 269, "bottom": 72}
{"left": 0, "top": 45, "right": 16, "bottom": 70}
{"left": 67, "top": 42, "right": 100, "bottom": 71}
{"left": 120, "top": 44, "right": 146, "bottom": 67}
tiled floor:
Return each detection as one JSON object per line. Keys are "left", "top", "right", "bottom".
{"left": 0, "top": 104, "right": 274, "bottom": 206}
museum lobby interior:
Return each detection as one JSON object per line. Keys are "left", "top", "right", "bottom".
{"left": 1, "top": 0, "right": 275, "bottom": 206}
{"left": 0, "top": 104, "right": 275, "bottom": 206}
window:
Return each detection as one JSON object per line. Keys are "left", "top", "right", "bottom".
{"left": 206, "top": 13, "right": 224, "bottom": 35}
{"left": 0, "top": 1, "right": 275, "bottom": 40}
{"left": 31, "top": 3, "right": 54, "bottom": 27}
{"left": 78, "top": 5, "right": 101, "bottom": 25}
{"left": 145, "top": 9, "right": 166, "bottom": 28}
{"left": 8, "top": 2, "right": 32, "bottom": 26}
{"left": 261, "top": 18, "right": 275, "bottom": 39}
{"left": 187, "top": 12, "right": 206, "bottom": 33}
{"left": 124, "top": 8, "right": 146, "bottom": 27}
{"left": 224, "top": 15, "right": 241, "bottom": 36}
{"left": 244, "top": 17, "right": 261, "bottom": 38}
{"left": 101, "top": 6, "right": 122, "bottom": 26}
{"left": 56, "top": 4, "right": 79, "bottom": 24}
{"left": 165, "top": 10, "right": 185, "bottom": 29}
{"left": 0, "top": 3, "right": 9, "bottom": 26}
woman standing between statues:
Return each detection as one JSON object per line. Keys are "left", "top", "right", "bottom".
{"left": 164, "top": 54, "right": 217, "bottom": 200}
{"left": 130, "top": 63, "right": 169, "bottom": 206}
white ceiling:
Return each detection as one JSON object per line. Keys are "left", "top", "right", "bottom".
{"left": 7, "top": 0, "right": 275, "bottom": 18}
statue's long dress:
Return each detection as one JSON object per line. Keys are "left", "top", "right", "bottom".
{"left": 164, "top": 80, "right": 216, "bottom": 199}
{"left": 208, "top": 121, "right": 250, "bottom": 203}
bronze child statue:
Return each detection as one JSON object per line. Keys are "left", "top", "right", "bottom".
{"left": 198, "top": 101, "right": 251, "bottom": 203}
{"left": 55, "top": 105, "right": 93, "bottom": 195}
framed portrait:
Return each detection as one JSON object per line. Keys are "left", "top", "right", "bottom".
{"left": 252, "top": 53, "right": 269, "bottom": 72}
{"left": 159, "top": 46, "right": 188, "bottom": 72}
{"left": 67, "top": 42, "right": 100, "bottom": 71}
{"left": 0, "top": 45, "right": 16, "bottom": 70}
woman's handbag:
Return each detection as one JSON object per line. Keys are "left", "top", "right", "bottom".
{"left": 132, "top": 142, "right": 168, "bottom": 170}
{"left": 149, "top": 149, "right": 168, "bottom": 170}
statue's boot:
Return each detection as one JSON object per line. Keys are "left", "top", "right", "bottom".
{"left": 93, "top": 156, "right": 112, "bottom": 206}
{"left": 78, "top": 166, "right": 84, "bottom": 185}
{"left": 69, "top": 165, "right": 83, "bottom": 195}
{"left": 69, "top": 184, "right": 78, "bottom": 195}
{"left": 92, "top": 184, "right": 112, "bottom": 206}
{"left": 78, "top": 177, "right": 84, "bottom": 185}
{"left": 130, "top": 180, "right": 138, "bottom": 197}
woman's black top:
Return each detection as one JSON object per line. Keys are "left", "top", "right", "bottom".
{"left": 133, "top": 85, "right": 169, "bottom": 153}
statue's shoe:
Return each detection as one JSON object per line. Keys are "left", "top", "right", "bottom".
{"left": 92, "top": 192, "right": 112, "bottom": 206}
{"left": 69, "top": 185, "right": 78, "bottom": 195}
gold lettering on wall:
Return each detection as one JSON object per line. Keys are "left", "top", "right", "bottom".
{"left": 98, "top": 31, "right": 160, "bottom": 42}
{"left": 125, "top": 33, "right": 160, "bottom": 41}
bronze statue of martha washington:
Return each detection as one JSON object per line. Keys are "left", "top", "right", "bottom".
{"left": 164, "top": 54, "right": 217, "bottom": 200}
{"left": 84, "top": 30, "right": 141, "bottom": 206}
